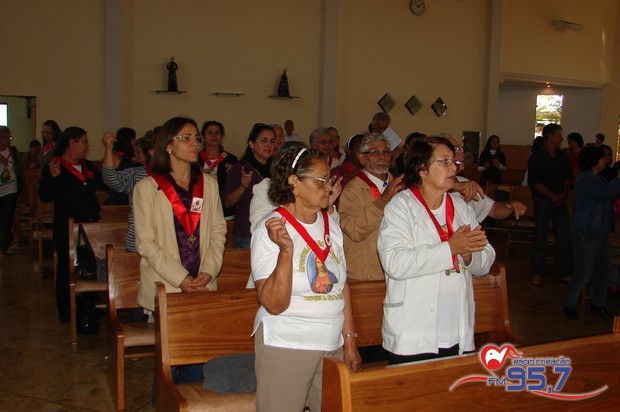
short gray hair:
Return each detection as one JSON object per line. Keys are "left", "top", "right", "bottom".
{"left": 309, "top": 127, "right": 330, "bottom": 146}
{"left": 360, "top": 133, "right": 389, "bottom": 153}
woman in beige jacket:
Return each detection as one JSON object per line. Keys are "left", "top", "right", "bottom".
{"left": 134, "top": 117, "right": 226, "bottom": 312}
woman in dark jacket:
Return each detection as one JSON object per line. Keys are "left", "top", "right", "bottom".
{"left": 478, "top": 135, "right": 506, "bottom": 186}
{"left": 39, "top": 127, "right": 103, "bottom": 322}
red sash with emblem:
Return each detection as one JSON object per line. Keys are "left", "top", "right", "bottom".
{"left": 57, "top": 157, "right": 94, "bottom": 184}
{"left": 199, "top": 151, "right": 227, "bottom": 173}
{"left": 275, "top": 207, "right": 331, "bottom": 263}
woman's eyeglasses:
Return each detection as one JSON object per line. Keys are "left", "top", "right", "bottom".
{"left": 173, "top": 134, "right": 203, "bottom": 143}
{"left": 435, "top": 158, "right": 461, "bottom": 167}
{"left": 298, "top": 174, "right": 335, "bottom": 187}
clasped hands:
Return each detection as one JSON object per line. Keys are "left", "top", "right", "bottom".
{"left": 448, "top": 224, "right": 487, "bottom": 265}
{"left": 179, "top": 272, "right": 213, "bottom": 292}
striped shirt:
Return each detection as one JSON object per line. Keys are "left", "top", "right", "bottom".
{"left": 102, "top": 165, "right": 148, "bottom": 251}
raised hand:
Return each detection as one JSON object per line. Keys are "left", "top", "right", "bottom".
{"left": 240, "top": 167, "right": 253, "bottom": 189}
{"left": 48, "top": 158, "right": 61, "bottom": 177}
{"left": 265, "top": 216, "right": 293, "bottom": 253}
{"left": 381, "top": 175, "right": 404, "bottom": 202}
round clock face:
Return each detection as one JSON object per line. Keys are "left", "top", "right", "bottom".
{"left": 410, "top": 0, "right": 426, "bottom": 16}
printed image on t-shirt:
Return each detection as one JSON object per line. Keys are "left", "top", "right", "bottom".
{"left": 306, "top": 252, "right": 339, "bottom": 294}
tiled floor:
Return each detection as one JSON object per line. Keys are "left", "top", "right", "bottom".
{"left": 0, "top": 233, "right": 618, "bottom": 411}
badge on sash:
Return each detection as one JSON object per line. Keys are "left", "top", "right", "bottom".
{"left": 190, "top": 197, "right": 204, "bottom": 213}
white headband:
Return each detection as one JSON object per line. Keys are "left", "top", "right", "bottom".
{"left": 291, "top": 148, "right": 307, "bottom": 170}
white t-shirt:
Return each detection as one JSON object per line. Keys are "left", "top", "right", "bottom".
{"left": 251, "top": 210, "right": 346, "bottom": 351}
{"left": 430, "top": 195, "right": 463, "bottom": 347}
{"left": 0, "top": 149, "right": 18, "bottom": 197}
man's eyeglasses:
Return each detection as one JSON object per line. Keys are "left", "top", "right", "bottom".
{"left": 298, "top": 174, "right": 335, "bottom": 187}
{"left": 173, "top": 134, "right": 203, "bottom": 143}
{"left": 361, "top": 150, "right": 391, "bottom": 157}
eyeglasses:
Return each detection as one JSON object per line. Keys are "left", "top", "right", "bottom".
{"left": 205, "top": 130, "right": 222, "bottom": 136}
{"left": 361, "top": 150, "right": 392, "bottom": 157}
{"left": 298, "top": 174, "right": 335, "bottom": 187}
{"left": 0, "top": 135, "right": 12, "bottom": 140}
{"left": 435, "top": 158, "right": 461, "bottom": 167}
{"left": 173, "top": 134, "right": 203, "bottom": 143}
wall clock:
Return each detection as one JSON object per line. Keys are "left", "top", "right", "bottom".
{"left": 410, "top": 0, "right": 426, "bottom": 16}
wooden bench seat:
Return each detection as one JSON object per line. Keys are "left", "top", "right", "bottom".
{"left": 69, "top": 218, "right": 128, "bottom": 350}
{"left": 106, "top": 245, "right": 155, "bottom": 411}
{"left": 216, "top": 248, "right": 252, "bottom": 290}
{"left": 155, "top": 284, "right": 258, "bottom": 412}
{"left": 322, "top": 321, "right": 620, "bottom": 411}
{"left": 155, "top": 262, "right": 512, "bottom": 410}
{"left": 349, "top": 263, "right": 515, "bottom": 350}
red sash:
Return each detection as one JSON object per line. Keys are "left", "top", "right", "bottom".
{"left": 276, "top": 207, "right": 331, "bottom": 263}
{"left": 200, "top": 151, "right": 227, "bottom": 172}
{"left": 43, "top": 143, "right": 54, "bottom": 154}
{"left": 356, "top": 171, "right": 382, "bottom": 200}
{"left": 150, "top": 172, "right": 204, "bottom": 243}
{"left": 0, "top": 152, "right": 10, "bottom": 167}
{"left": 57, "top": 157, "right": 94, "bottom": 183}
{"left": 410, "top": 187, "right": 460, "bottom": 273}
{"left": 341, "top": 162, "right": 355, "bottom": 174}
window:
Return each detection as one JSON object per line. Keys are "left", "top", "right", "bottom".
{"left": 535, "top": 94, "right": 563, "bottom": 139}
{"left": 0, "top": 103, "right": 7, "bottom": 126}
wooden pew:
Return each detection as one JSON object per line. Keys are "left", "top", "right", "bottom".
{"left": 322, "top": 322, "right": 620, "bottom": 411}
{"left": 69, "top": 218, "right": 128, "bottom": 351}
{"left": 348, "top": 263, "right": 515, "bottom": 350}
{"left": 155, "top": 283, "right": 258, "bottom": 412}
{"left": 106, "top": 245, "right": 155, "bottom": 412}
{"left": 100, "top": 204, "right": 130, "bottom": 222}
{"left": 217, "top": 248, "right": 252, "bottom": 290}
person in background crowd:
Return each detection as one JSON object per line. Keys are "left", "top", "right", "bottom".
{"left": 39, "top": 127, "right": 103, "bottom": 322}
{"left": 0, "top": 126, "right": 25, "bottom": 255}
{"left": 40, "top": 119, "right": 62, "bottom": 168}
{"left": 271, "top": 123, "right": 285, "bottom": 154}
{"left": 105, "top": 127, "right": 138, "bottom": 205}
{"left": 284, "top": 119, "right": 301, "bottom": 142}
{"left": 566, "top": 132, "right": 584, "bottom": 186}
{"left": 393, "top": 132, "right": 426, "bottom": 176}
{"left": 595, "top": 133, "right": 605, "bottom": 147}
{"left": 370, "top": 112, "right": 390, "bottom": 134}
{"left": 224, "top": 124, "right": 274, "bottom": 247}
{"left": 309, "top": 127, "right": 336, "bottom": 168}
{"left": 478, "top": 135, "right": 506, "bottom": 187}
{"left": 564, "top": 146, "right": 620, "bottom": 320}
{"left": 521, "top": 136, "right": 544, "bottom": 186}
{"left": 251, "top": 145, "right": 360, "bottom": 411}
{"left": 327, "top": 127, "right": 346, "bottom": 167}
{"left": 599, "top": 144, "right": 617, "bottom": 182}
{"left": 331, "top": 133, "right": 366, "bottom": 189}
{"left": 198, "top": 120, "right": 239, "bottom": 219}
{"left": 378, "top": 136, "right": 495, "bottom": 365}
{"left": 23, "top": 139, "right": 42, "bottom": 169}
{"left": 527, "top": 123, "right": 571, "bottom": 286}
{"left": 102, "top": 130, "right": 155, "bottom": 251}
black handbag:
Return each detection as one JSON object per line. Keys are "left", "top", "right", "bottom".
{"left": 76, "top": 225, "right": 98, "bottom": 281}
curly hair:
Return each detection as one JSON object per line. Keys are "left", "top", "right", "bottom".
{"left": 268, "top": 146, "right": 323, "bottom": 205}
{"left": 406, "top": 136, "right": 455, "bottom": 187}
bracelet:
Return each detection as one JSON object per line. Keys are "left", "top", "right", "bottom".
{"left": 343, "top": 332, "right": 358, "bottom": 339}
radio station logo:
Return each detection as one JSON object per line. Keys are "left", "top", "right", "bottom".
{"left": 449, "top": 343, "right": 608, "bottom": 400}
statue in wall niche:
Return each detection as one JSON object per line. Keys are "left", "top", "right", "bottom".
{"left": 277, "top": 68, "right": 290, "bottom": 97}
{"left": 167, "top": 57, "right": 179, "bottom": 92}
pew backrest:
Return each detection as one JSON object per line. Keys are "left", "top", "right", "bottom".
{"left": 217, "top": 248, "right": 252, "bottom": 290}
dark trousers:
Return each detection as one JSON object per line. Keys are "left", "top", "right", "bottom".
{"left": 565, "top": 234, "right": 611, "bottom": 308}
{"left": 533, "top": 198, "right": 570, "bottom": 277}
{"left": 53, "top": 221, "right": 70, "bottom": 318}
{"left": 387, "top": 344, "right": 460, "bottom": 365}
{"left": 0, "top": 193, "right": 18, "bottom": 252}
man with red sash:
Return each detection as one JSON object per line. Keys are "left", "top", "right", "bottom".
{"left": 339, "top": 133, "right": 404, "bottom": 282}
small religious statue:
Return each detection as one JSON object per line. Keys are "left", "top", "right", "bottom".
{"left": 277, "top": 68, "right": 290, "bottom": 97}
{"left": 166, "top": 56, "right": 179, "bottom": 92}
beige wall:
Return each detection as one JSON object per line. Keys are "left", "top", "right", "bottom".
{"left": 1, "top": 0, "right": 104, "bottom": 154}
{"left": 124, "top": 0, "right": 323, "bottom": 157}
{"left": 336, "top": 0, "right": 491, "bottom": 141}
{"left": 501, "top": 0, "right": 617, "bottom": 84}
{"left": 2, "top": 0, "right": 620, "bottom": 159}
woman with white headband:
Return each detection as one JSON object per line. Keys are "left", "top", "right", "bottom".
{"left": 250, "top": 146, "right": 360, "bottom": 411}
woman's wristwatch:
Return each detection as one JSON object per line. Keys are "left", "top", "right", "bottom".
{"left": 343, "top": 332, "right": 358, "bottom": 339}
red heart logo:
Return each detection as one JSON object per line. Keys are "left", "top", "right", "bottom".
{"left": 479, "top": 344, "right": 521, "bottom": 371}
